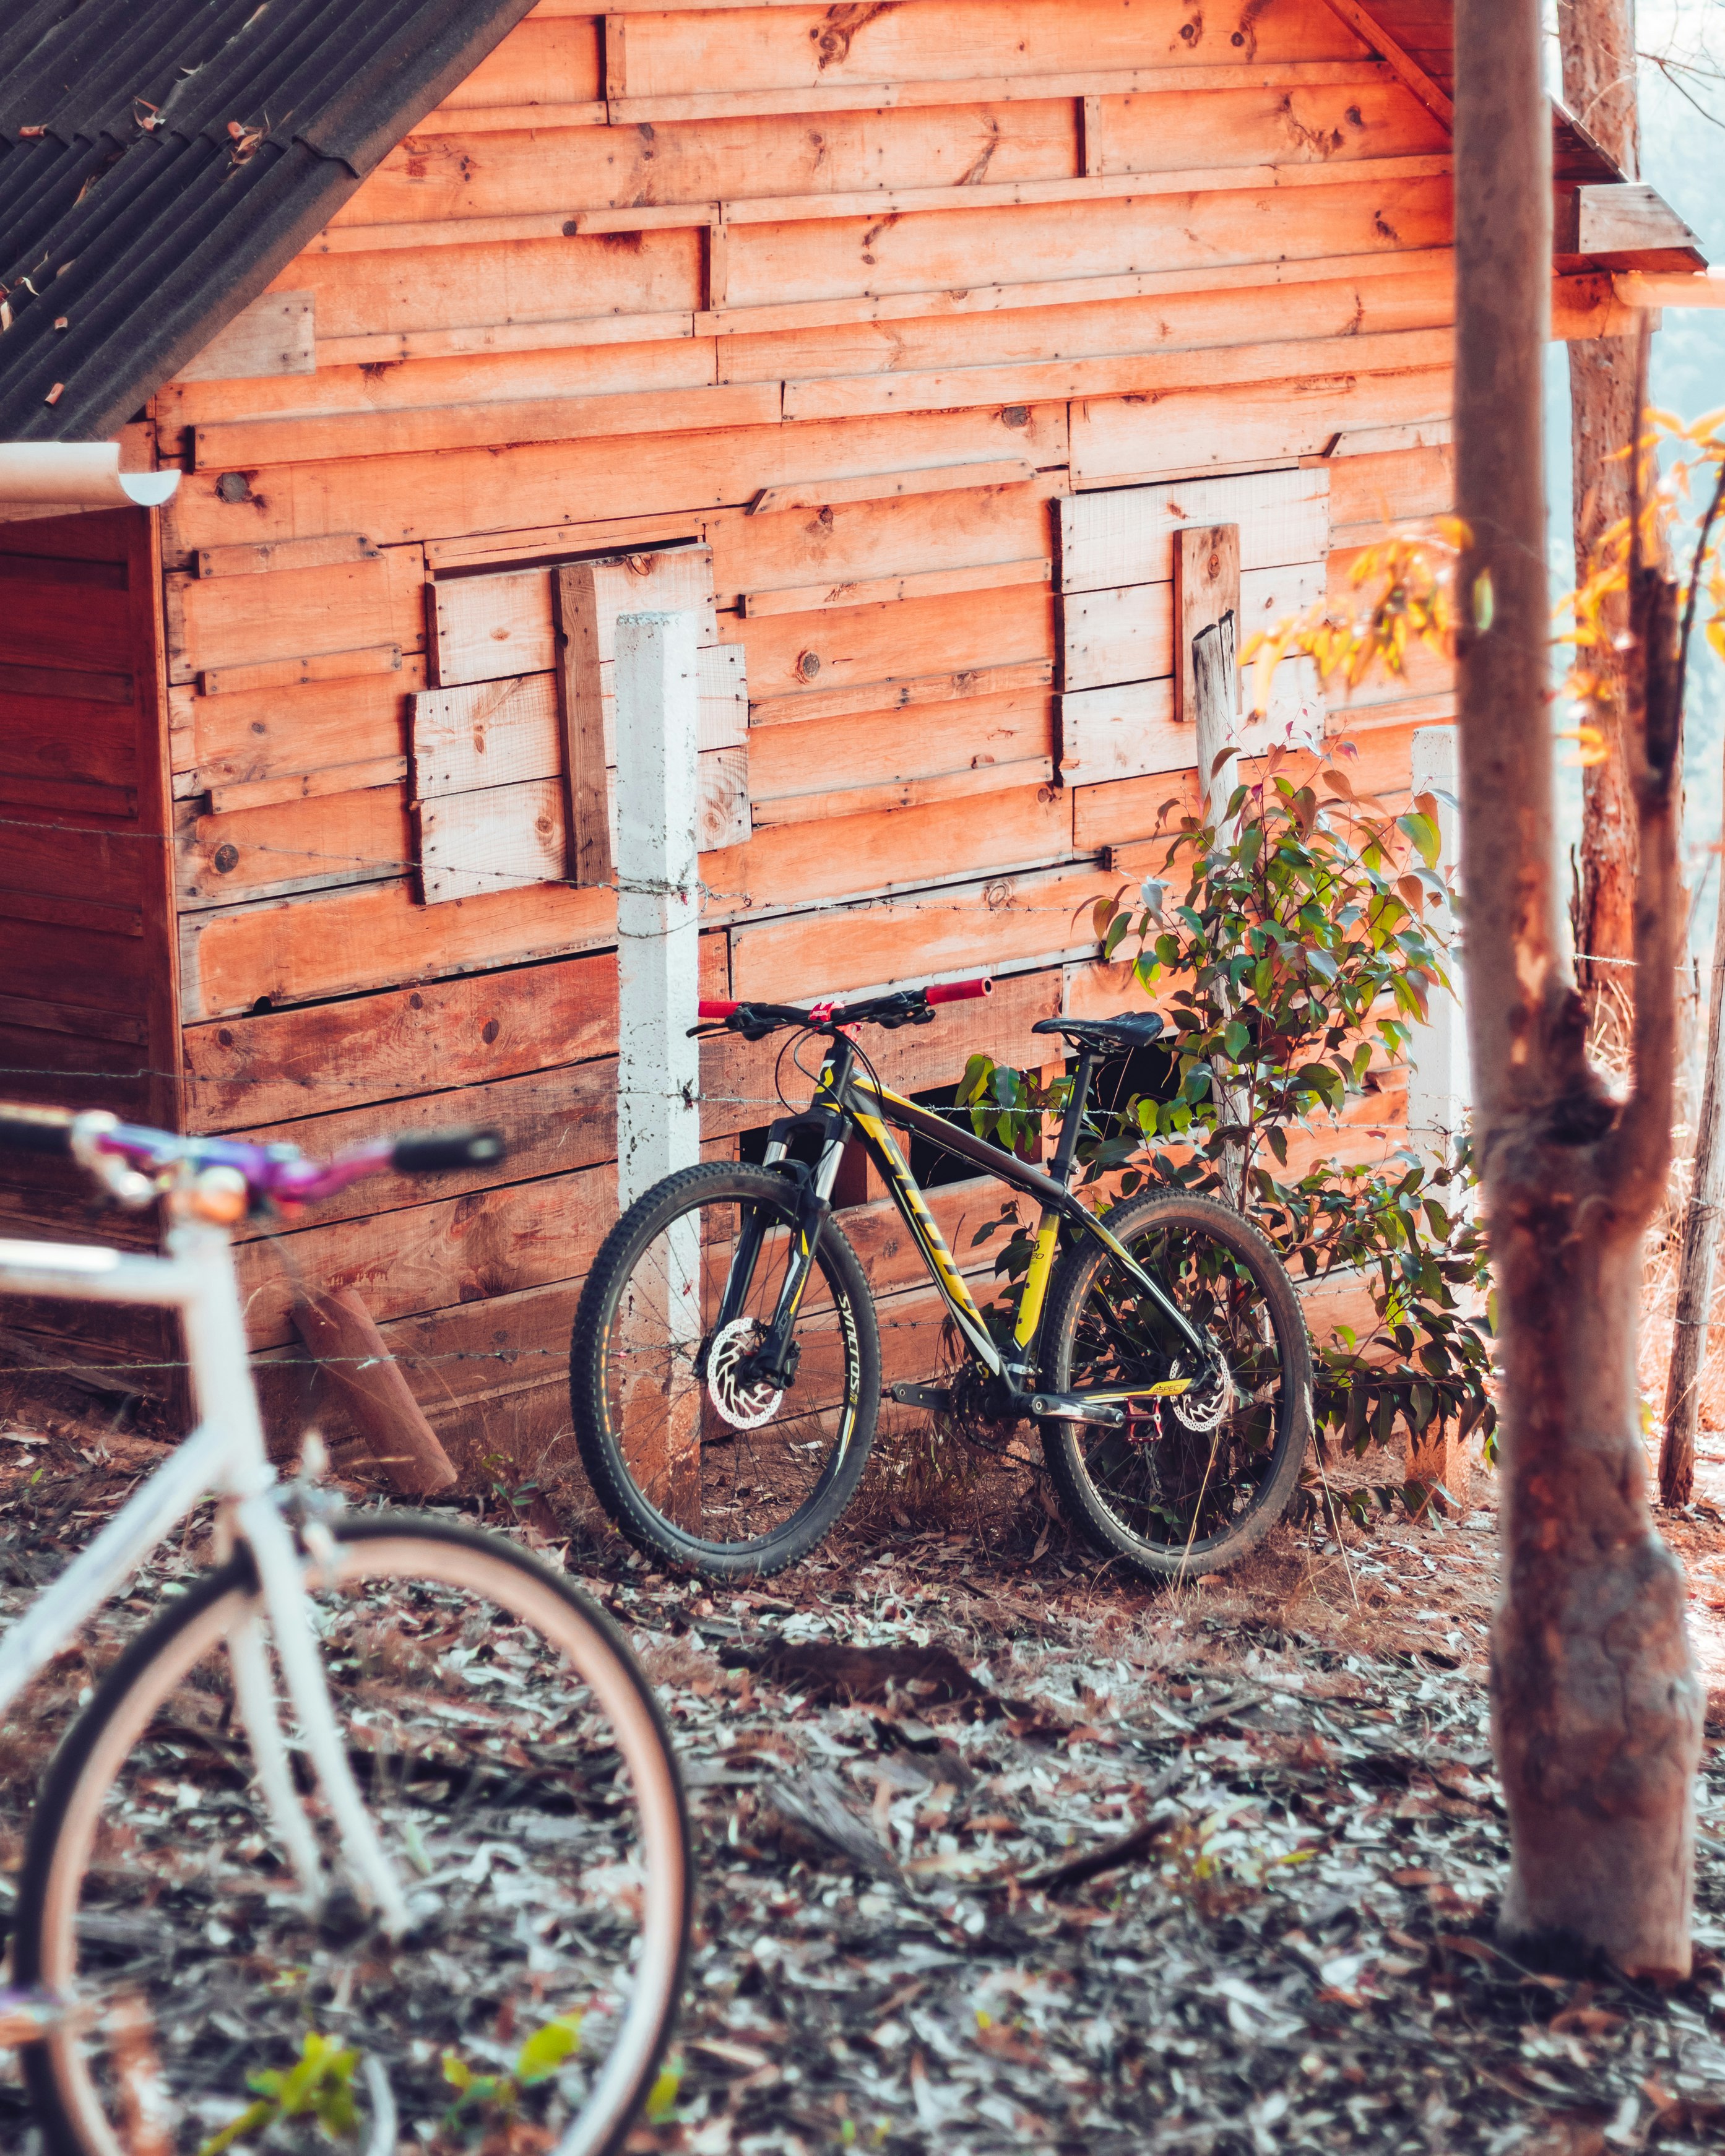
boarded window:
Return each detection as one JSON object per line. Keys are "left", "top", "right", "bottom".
{"left": 1055, "top": 469, "right": 1328, "bottom": 791}
{"left": 411, "top": 544, "right": 748, "bottom": 906}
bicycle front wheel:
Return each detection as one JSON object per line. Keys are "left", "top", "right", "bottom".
{"left": 14, "top": 1516, "right": 690, "bottom": 2156}
{"left": 1039, "top": 1190, "right": 1312, "bottom": 1579}
{"left": 571, "top": 1162, "right": 881, "bottom": 1577}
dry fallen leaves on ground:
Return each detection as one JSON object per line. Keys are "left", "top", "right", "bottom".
{"left": 0, "top": 1415, "right": 1722, "bottom": 2156}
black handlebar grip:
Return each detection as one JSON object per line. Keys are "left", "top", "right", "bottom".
{"left": 391, "top": 1126, "right": 507, "bottom": 1175}
{"left": 0, "top": 1105, "right": 75, "bottom": 1156}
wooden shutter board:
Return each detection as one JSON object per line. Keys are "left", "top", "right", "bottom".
{"left": 415, "top": 748, "right": 750, "bottom": 907}
{"left": 555, "top": 563, "right": 614, "bottom": 892}
{"left": 431, "top": 547, "right": 717, "bottom": 689}
{"left": 1174, "top": 525, "right": 1242, "bottom": 731}
{"left": 1062, "top": 562, "right": 1326, "bottom": 696}
{"left": 1057, "top": 468, "right": 1331, "bottom": 594}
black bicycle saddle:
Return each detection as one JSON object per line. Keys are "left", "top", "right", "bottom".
{"left": 1031, "top": 1011, "right": 1166, "bottom": 1052}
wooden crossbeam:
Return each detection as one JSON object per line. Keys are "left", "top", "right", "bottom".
{"left": 1313, "top": 0, "right": 1455, "bottom": 131}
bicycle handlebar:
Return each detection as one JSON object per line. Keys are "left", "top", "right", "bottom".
{"left": 0, "top": 1105, "right": 506, "bottom": 1215}
{"left": 0, "top": 1106, "right": 74, "bottom": 1155}
{"left": 693, "top": 978, "right": 991, "bottom": 1040}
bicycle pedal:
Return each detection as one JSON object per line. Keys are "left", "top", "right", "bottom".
{"left": 888, "top": 1382, "right": 953, "bottom": 1412}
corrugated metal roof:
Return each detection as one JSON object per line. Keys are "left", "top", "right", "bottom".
{"left": 0, "top": 0, "right": 538, "bottom": 441}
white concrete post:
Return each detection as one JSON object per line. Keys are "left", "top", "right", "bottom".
{"left": 1405, "top": 723, "right": 1469, "bottom": 1147}
{"left": 614, "top": 609, "right": 703, "bottom": 1211}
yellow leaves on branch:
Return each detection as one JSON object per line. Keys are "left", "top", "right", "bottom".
{"left": 1243, "top": 519, "right": 1467, "bottom": 718}
{"left": 1241, "top": 410, "right": 1724, "bottom": 763}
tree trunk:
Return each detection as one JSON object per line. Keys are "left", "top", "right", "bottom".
{"left": 1569, "top": 338, "right": 1642, "bottom": 1002}
{"left": 1191, "top": 589, "right": 1248, "bottom": 1208}
{"left": 1560, "top": 0, "right": 1641, "bottom": 1010}
{"left": 1656, "top": 466, "right": 1725, "bottom": 1504}
{"left": 1662, "top": 921, "right": 1725, "bottom": 1504}
{"left": 1455, "top": 0, "right": 1703, "bottom": 1977}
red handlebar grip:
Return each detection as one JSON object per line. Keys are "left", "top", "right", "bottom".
{"left": 698, "top": 999, "right": 741, "bottom": 1019}
{"left": 925, "top": 978, "right": 992, "bottom": 1006}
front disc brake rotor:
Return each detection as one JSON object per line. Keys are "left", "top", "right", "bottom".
{"left": 706, "top": 1315, "right": 786, "bottom": 1429}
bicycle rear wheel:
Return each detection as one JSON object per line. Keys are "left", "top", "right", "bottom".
{"left": 571, "top": 1162, "right": 881, "bottom": 1577}
{"left": 14, "top": 1516, "right": 690, "bottom": 2156}
{"left": 1039, "top": 1191, "right": 1312, "bottom": 1579}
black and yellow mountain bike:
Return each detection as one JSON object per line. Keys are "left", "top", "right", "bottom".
{"left": 569, "top": 980, "right": 1311, "bottom": 1581}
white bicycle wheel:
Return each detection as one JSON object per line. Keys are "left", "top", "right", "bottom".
{"left": 14, "top": 1516, "right": 690, "bottom": 2156}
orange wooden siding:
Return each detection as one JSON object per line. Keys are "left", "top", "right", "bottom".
{"left": 128, "top": 0, "right": 1481, "bottom": 1445}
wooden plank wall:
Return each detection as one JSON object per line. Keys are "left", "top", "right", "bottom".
{"left": 139, "top": 0, "right": 1494, "bottom": 1459}
{"left": 0, "top": 508, "right": 178, "bottom": 1179}
{"left": 0, "top": 508, "right": 181, "bottom": 1385}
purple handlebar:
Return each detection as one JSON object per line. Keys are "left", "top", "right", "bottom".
{"left": 93, "top": 1126, "right": 396, "bottom": 1205}
{"left": 83, "top": 1122, "right": 504, "bottom": 1207}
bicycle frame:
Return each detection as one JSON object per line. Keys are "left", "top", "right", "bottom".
{"left": 0, "top": 1217, "right": 411, "bottom": 1933}
{"left": 740, "top": 1032, "right": 1215, "bottom": 1407}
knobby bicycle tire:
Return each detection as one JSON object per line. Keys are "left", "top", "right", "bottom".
{"left": 14, "top": 1515, "right": 691, "bottom": 2156}
{"left": 1039, "top": 1191, "right": 1313, "bottom": 1579}
{"left": 570, "top": 1162, "right": 881, "bottom": 1578}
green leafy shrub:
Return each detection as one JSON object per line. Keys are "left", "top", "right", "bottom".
{"left": 960, "top": 746, "right": 1496, "bottom": 1502}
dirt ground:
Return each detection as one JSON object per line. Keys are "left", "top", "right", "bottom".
{"left": 0, "top": 1376, "right": 1723, "bottom": 2156}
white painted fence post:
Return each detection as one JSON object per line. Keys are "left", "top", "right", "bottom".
{"left": 1406, "top": 723, "right": 1468, "bottom": 1148}
{"left": 614, "top": 610, "right": 702, "bottom": 1211}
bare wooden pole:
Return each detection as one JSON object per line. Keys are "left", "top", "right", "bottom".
{"left": 1658, "top": 461, "right": 1725, "bottom": 1504}
{"left": 1455, "top": 0, "right": 1703, "bottom": 1973}
{"left": 1560, "top": 0, "right": 1642, "bottom": 1013}
{"left": 292, "top": 1288, "right": 457, "bottom": 1498}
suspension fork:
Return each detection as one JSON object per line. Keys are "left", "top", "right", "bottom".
{"left": 719, "top": 1042, "right": 853, "bottom": 1382}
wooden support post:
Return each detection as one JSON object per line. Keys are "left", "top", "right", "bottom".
{"left": 613, "top": 610, "right": 703, "bottom": 1520}
{"left": 555, "top": 563, "right": 614, "bottom": 890}
{"left": 1175, "top": 523, "right": 1242, "bottom": 830}
{"left": 1406, "top": 723, "right": 1472, "bottom": 1507}
{"left": 1177, "top": 523, "right": 1247, "bottom": 1204}
{"left": 616, "top": 608, "right": 702, "bottom": 1207}
{"left": 1406, "top": 725, "right": 1468, "bottom": 1147}
{"left": 1079, "top": 95, "right": 1105, "bottom": 178}
{"left": 603, "top": 13, "right": 626, "bottom": 101}
{"left": 704, "top": 223, "right": 730, "bottom": 312}
{"left": 291, "top": 1288, "right": 457, "bottom": 1497}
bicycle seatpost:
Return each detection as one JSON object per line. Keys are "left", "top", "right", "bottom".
{"left": 1048, "top": 1047, "right": 1098, "bottom": 1190}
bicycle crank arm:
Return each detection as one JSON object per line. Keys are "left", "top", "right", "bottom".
{"left": 888, "top": 1381, "right": 954, "bottom": 1412}
{"left": 1024, "top": 1391, "right": 1126, "bottom": 1427}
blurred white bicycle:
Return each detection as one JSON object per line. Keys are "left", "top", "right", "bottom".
{"left": 0, "top": 1106, "right": 689, "bottom": 2156}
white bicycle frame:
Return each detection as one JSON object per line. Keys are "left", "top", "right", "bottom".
{"left": 0, "top": 1214, "right": 410, "bottom": 1934}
